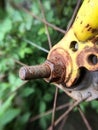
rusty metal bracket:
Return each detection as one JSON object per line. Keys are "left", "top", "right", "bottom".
{"left": 19, "top": 0, "right": 98, "bottom": 101}
{"left": 47, "top": 28, "right": 98, "bottom": 87}
{"left": 19, "top": 27, "right": 98, "bottom": 101}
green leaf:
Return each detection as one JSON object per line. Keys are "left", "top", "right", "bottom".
{"left": 12, "top": 10, "right": 23, "bottom": 22}
{"left": 20, "top": 112, "right": 30, "bottom": 123}
{"left": 39, "top": 117, "right": 47, "bottom": 130}
{"left": 44, "top": 1, "right": 51, "bottom": 10}
{"left": 19, "top": 23, "right": 25, "bottom": 33}
{"left": 31, "top": 2, "right": 39, "bottom": 15}
{"left": 25, "top": 16, "right": 33, "bottom": 30}
{"left": 8, "top": 73, "right": 22, "bottom": 87}
{"left": 0, "top": 83, "right": 10, "bottom": 99}
{"left": 46, "top": 11, "right": 54, "bottom": 22}
{"left": 38, "top": 27, "right": 45, "bottom": 35}
{"left": 39, "top": 101, "right": 46, "bottom": 113}
{"left": 0, "top": 108, "right": 21, "bottom": 127}
{"left": 0, "top": 95, "right": 15, "bottom": 116}
{"left": 91, "top": 100, "right": 98, "bottom": 112}
{"left": 0, "top": 18, "right": 12, "bottom": 41}
{"left": 43, "top": 93, "right": 53, "bottom": 102}
{"left": 21, "top": 87, "right": 35, "bottom": 97}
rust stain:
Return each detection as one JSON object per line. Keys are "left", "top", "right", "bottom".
{"left": 77, "top": 16, "right": 79, "bottom": 19}
{"left": 74, "top": 32, "right": 78, "bottom": 39}
{"left": 80, "top": 21, "right": 83, "bottom": 24}
{"left": 85, "top": 24, "right": 90, "bottom": 28}
{"left": 91, "top": 36, "right": 98, "bottom": 44}
{"left": 76, "top": 52, "right": 85, "bottom": 67}
{"left": 48, "top": 49, "right": 66, "bottom": 83}
{"left": 88, "top": 0, "right": 90, "bottom": 3}
{"left": 76, "top": 16, "right": 79, "bottom": 21}
{"left": 91, "top": 28, "right": 98, "bottom": 33}
{"left": 85, "top": 24, "right": 98, "bottom": 33}
{"left": 76, "top": 46, "right": 98, "bottom": 70}
{"left": 87, "top": 27, "right": 92, "bottom": 31}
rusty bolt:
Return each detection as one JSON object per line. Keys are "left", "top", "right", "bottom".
{"left": 19, "top": 57, "right": 66, "bottom": 84}
{"left": 19, "top": 63, "right": 51, "bottom": 80}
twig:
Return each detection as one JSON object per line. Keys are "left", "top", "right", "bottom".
{"left": 67, "top": 0, "right": 82, "bottom": 30}
{"left": 30, "top": 102, "right": 70, "bottom": 122}
{"left": 24, "top": 39, "right": 49, "bottom": 53}
{"left": 51, "top": 87, "right": 58, "bottom": 130}
{"left": 58, "top": 101, "right": 72, "bottom": 130}
{"left": 48, "top": 93, "right": 91, "bottom": 130}
{"left": 48, "top": 100, "right": 80, "bottom": 130}
{"left": 58, "top": 115, "right": 68, "bottom": 130}
{"left": 14, "top": 59, "right": 27, "bottom": 66}
{"left": 78, "top": 106, "right": 92, "bottom": 130}
{"left": 39, "top": 0, "right": 52, "bottom": 49}
{"left": 10, "top": 1, "right": 66, "bottom": 34}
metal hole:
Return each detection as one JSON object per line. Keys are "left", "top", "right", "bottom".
{"left": 70, "top": 41, "right": 78, "bottom": 52}
{"left": 68, "top": 91, "right": 72, "bottom": 93}
{"left": 88, "top": 54, "right": 98, "bottom": 65}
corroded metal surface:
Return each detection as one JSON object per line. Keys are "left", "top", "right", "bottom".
{"left": 19, "top": 59, "right": 66, "bottom": 83}
{"left": 47, "top": 28, "right": 98, "bottom": 87}
{"left": 19, "top": 63, "right": 51, "bottom": 80}
{"left": 19, "top": 0, "right": 98, "bottom": 101}
{"left": 55, "top": 71, "right": 98, "bottom": 101}
{"left": 19, "top": 27, "right": 98, "bottom": 101}
{"left": 46, "top": 53, "right": 66, "bottom": 83}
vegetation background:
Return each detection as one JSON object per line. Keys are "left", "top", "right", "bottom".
{"left": 0, "top": 0, "right": 98, "bottom": 130}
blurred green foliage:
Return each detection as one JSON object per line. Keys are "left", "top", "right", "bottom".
{"left": 0, "top": 0, "right": 98, "bottom": 130}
